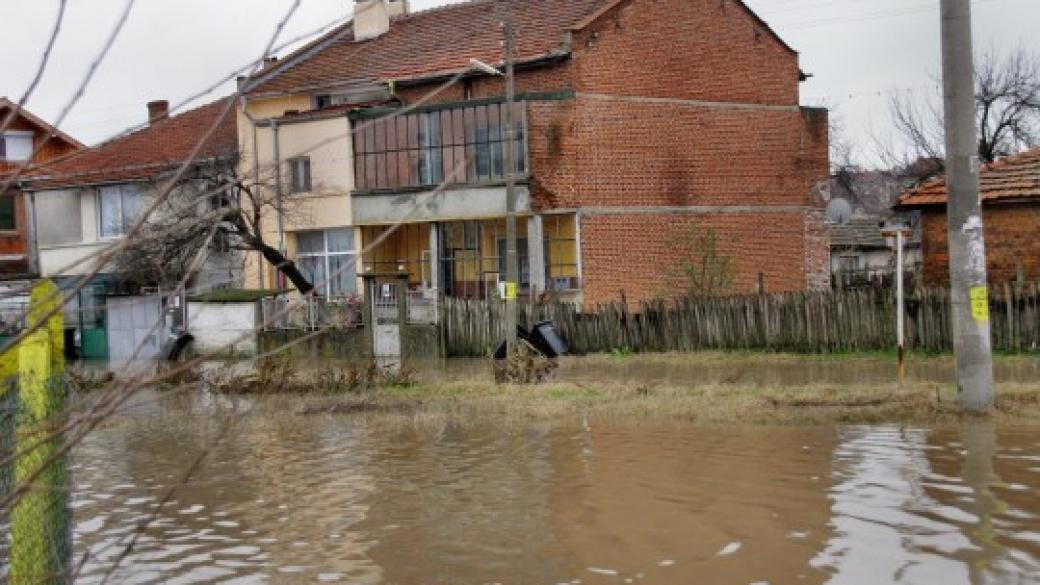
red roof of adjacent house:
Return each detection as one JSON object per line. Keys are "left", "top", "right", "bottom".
{"left": 246, "top": 0, "right": 795, "bottom": 98}
{"left": 22, "top": 97, "right": 238, "bottom": 191}
{"left": 898, "top": 147, "right": 1040, "bottom": 207}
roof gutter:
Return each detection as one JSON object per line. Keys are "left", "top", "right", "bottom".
{"left": 390, "top": 51, "right": 571, "bottom": 88}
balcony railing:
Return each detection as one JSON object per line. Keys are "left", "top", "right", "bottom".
{"left": 353, "top": 101, "right": 527, "bottom": 192}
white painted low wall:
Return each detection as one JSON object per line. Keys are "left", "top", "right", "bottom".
{"left": 187, "top": 301, "right": 259, "bottom": 355}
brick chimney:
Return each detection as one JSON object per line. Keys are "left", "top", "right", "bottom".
{"left": 147, "top": 100, "right": 169, "bottom": 124}
{"left": 354, "top": 0, "right": 407, "bottom": 42}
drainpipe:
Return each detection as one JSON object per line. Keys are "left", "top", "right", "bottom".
{"left": 27, "top": 191, "right": 40, "bottom": 277}
{"left": 271, "top": 121, "right": 286, "bottom": 287}
{"left": 252, "top": 123, "right": 265, "bottom": 289}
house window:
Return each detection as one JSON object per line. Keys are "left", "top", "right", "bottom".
{"left": 289, "top": 157, "right": 312, "bottom": 193}
{"left": 0, "top": 195, "right": 16, "bottom": 231}
{"left": 98, "top": 184, "right": 143, "bottom": 238}
{"left": 296, "top": 228, "right": 356, "bottom": 297}
{"left": 0, "top": 132, "right": 34, "bottom": 162}
{"left": 497, "top": 237, "right": 530, "bottom": 287}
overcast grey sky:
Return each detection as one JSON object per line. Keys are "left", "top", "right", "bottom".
{"left": 4, "top": 0, "right": 1038, "bottom": 166}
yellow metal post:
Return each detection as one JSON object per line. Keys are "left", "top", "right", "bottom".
{"left": 8, "top": 280, "right": 69, "bottom": 584}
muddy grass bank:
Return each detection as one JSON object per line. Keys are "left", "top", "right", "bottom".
{"left": 194, "top": 352, "right": 1040, "bottom": 426}
{"left": 288, "top": 379, "right": 1040, "bottom": 426}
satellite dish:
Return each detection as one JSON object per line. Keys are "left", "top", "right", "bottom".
{"left": 826, "top": 198, "right": 853, "bottom": 224}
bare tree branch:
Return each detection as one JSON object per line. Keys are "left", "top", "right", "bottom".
{"left": 884, "top": 47, "right": 1040, "bottom": 183}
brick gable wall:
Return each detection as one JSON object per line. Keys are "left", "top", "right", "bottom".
{"left": 570, "top": 0, "right": 800, "bottom": 105}
{"left": 920, "top": 204, "right": 1040, "bottom": 286}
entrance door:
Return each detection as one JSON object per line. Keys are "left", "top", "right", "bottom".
{"left": 370, "top": 281, "right": 401, "bottom": 363}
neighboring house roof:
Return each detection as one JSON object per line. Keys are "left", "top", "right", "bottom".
{"left": 828, "top": 216, "right": 889, "bottom": 250}
{"left": 245, "top": 0, "right": 794, "bottom": 98}
{"left": 898, "top": 147, "right": 1040, "bottom": 207}
{"left": 22, "top": 97, "right": 238, "bottom": 191}
{"left": 0, "top": 97, "right": 86, "bottom": 152}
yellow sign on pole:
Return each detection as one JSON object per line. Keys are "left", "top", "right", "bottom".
{"left": 970, "top": 286, "right": 990, "bottom": 323}
{"left": 504, "top": 282, "right": 518, "bottom": 301}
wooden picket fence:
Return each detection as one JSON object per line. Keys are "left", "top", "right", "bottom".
{"left": 440, "top": 284, "right": 1040, "bottom": 357}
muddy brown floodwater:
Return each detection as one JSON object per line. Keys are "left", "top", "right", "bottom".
{"left": 39, "top": 384, "right": 1036, "bottom": 585}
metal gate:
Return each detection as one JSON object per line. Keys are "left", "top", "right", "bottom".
{"left": 106, "top": 295, "right": 169, "bottom": 362}
{"left": 370, "top": 280, "right": 401, "bottom": 362}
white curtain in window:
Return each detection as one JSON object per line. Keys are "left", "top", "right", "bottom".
{"left": 299, "top": 256, "right": 326, "bottom": 292}
{"left": 99, "top": 186, "right": 124, "bottom": 238}
{"left": 99, "top": 184, "right": 143, "bottom": 238}
{"left": 119, "top": 185, "right": 142, "bottom": 233}
{"left": 2, "top": 133, "right": 34, "bottom": 162}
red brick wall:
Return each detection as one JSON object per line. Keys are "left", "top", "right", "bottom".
{"left": 528, "top": 97, "right": 828, "bottom": 210}
{"left": 579, "top": 210, "right": 825, "bottom": 305}
{"left": 920, "top": 204, "right": 1040, "bottom": 286}
{"left": 571, "top": 0, "right": 800, "bottom": 104}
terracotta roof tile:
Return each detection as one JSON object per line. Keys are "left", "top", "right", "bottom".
{"left": 246, "top": 0, "right": 613, "bottom": 97}
{"left": 898, "top": 147, "right": 1040, "bottom": 207}
{"left": 22, "top": 97, "right": 238, "bottom": 190}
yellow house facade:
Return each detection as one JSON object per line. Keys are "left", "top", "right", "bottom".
{"left": 237, "top": 95, "right": 364, "bottom": 298}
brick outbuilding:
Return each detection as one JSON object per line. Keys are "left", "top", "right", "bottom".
{"left": 897, "top": 147, "right": 1040, "bottom": 286}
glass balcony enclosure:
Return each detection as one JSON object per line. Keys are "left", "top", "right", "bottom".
{"left": 352, "top": 101, "right": 527, "bottom": 192}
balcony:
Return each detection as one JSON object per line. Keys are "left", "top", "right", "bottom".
{"left": 350, "top": 100, "right": 531, "bottom": 225}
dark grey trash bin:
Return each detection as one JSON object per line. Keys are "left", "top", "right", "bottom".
{"left": 531, "top": 321, "right": 568, "bottom": 358}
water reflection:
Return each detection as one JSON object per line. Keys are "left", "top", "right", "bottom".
{"left": 813, "top": 424, "right": 1040, "bottom": 584}
{"left": 10, "top": 391, "right": 1037, "bottom": 584}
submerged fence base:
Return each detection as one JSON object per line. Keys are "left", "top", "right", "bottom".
{"left": 440, "top": 285, "right": 1040, "bottom": 357}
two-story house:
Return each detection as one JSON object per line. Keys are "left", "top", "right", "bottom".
{"left": 238, "top": 0, "right": 830, "bottom": 305}
{"left": 19, "top": 98, "right": 240, "bottom": 358}
{"left": 0, "top": 97, "right": 84, "bottom": 278}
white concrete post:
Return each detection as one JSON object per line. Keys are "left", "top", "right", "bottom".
{"left": 428, "top": 222, "right": 440, "bottom": 295}
{"left": 896, "top": 230, "right": 906, "bottom": 382}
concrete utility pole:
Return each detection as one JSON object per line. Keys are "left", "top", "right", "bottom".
{"left": 503, "top": 15, "right": 519, "bottom": 354}
{"left": 940, "top": 0, "right": 995, "bottom": 410}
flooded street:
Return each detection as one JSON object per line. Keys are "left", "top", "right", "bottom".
{"left": 64, "top": 388, "right": 1040, "bottom": 585}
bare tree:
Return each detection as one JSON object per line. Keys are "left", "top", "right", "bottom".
{"left": 662, "top": 224, "right": 735, "bottom": 297}
{"left": 112, "top": 162, "right": 317, "bottom": 295}
{"left": 886, "top": 47, "right": 1040, "bottom": 183}
{"left": 829, "top": 111, "right": 861, "bottom": 199}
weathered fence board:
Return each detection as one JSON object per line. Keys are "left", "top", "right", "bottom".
{"left": 440, "top": 286, "right": 1040, "bottom": 357}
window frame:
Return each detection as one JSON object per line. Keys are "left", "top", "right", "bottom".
{"left": 288, "top": 157, "right": 312, "bottom": 194}
{"left": 352, "top": 101, "right": 528, "bottom": 192}
{"left": 295, "top": 228, "right": 357, "bottom": 298}
{"left": 97, "top": 184, "right": 143, "bottom": 239}
{"left": 496, "top": 236, "right": 531, "bottom": 287}
{"left": 1, "top": 131, "right": 34, "bottom": 163}
{"left": 0, "top": 195, "right": 17, "bottom": 232}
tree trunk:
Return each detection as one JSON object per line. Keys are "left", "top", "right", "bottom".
{"left": 225, "top": 209, "right": 315, "bottom": 295}
{"left": 257, "top": 242, "right": 315, "bottom": 295}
